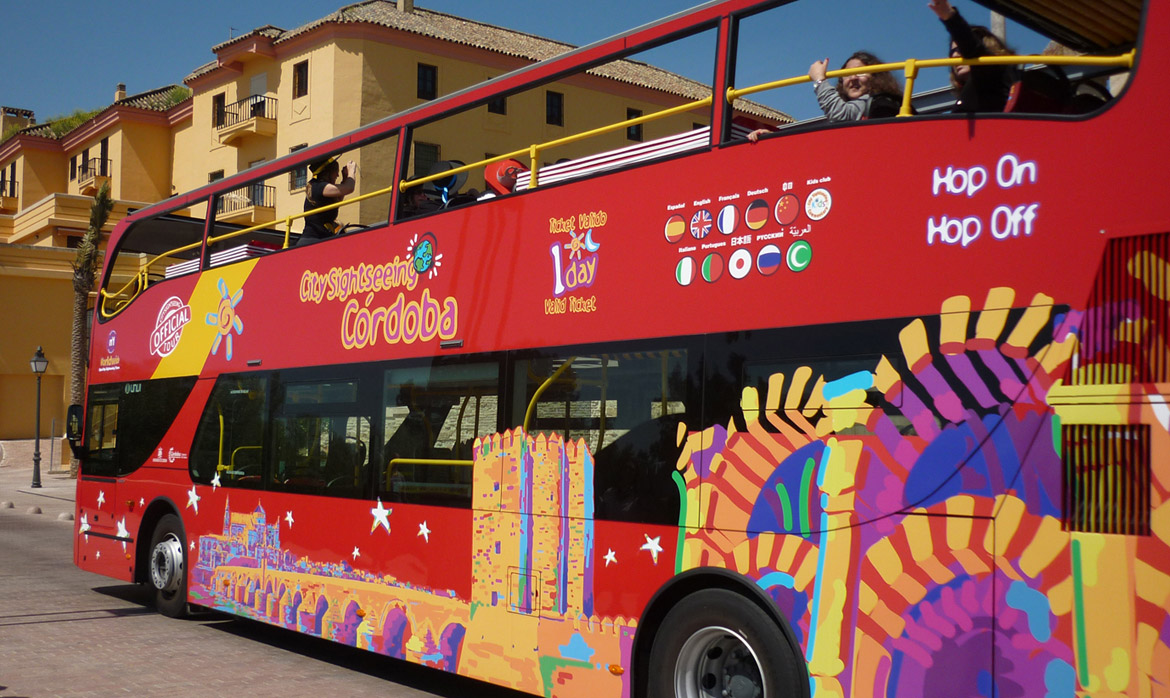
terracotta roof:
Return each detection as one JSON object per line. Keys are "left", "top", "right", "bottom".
{"left": 9, "top": 86, "right": 187, "bottom": 141}
{"left": 190, "top": 0, "right": 791, "bottom": 122}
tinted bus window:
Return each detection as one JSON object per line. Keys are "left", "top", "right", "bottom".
{"left": 191, "top": 375, "right": 269, "bottom": 489}
{"left": 513, "top": 344, "right": 690, "bottom": 524}
{"left": 85, "top": 378, "right": 198, "bottom": 477}
{"left": 381, "top": 360, "right": 500, "bottom": 508}
{"left": 271, "top": 377, "right": 374, "bottom": 498}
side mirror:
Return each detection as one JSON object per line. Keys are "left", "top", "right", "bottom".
{"left": 66, "top": 404, "right": 87, "bottom": 458}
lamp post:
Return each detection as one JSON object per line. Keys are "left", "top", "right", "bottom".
{"left": 29, "top": 346, "right": 48, "bottom": 488}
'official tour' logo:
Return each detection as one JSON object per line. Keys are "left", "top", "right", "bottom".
{"left": 150, "top": 296, "right": 192, "bottom": 357}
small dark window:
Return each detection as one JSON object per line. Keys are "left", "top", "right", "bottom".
{"left": 546, "top": 91, "right": 564, "bottom": 126}
{"left": 627, "top": 108, "right": 643, "bottom": 142}
{"left": 417, "top": 64, "right": 438, "bottom": 100}
{"left": 212, "top": 93, "right": 226, "bottom": 127}
{"left": 70, "top": 155, "right": 77, "bottom": 181}
{"left": 382, "top": 361, "right": 500, "bottom": 508}
{"left": 488, "top": 95, "right": 507, "bottom": 115}
{"left": 191, "top": 375, "right": 269, "bottom": 489}
{"left": 208, "top": 170, "right": 224, "bottom": 183}
{"left": 288, "top": 144, "right": 308, "bottom": 190}
{"left": 292, "top": 60, "right": 309, "bottom": 99}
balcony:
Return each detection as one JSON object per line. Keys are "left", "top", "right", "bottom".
{"left": 216, "top": 95, "right": 277, "bottom": 145}
{"left": 0, "top": 179, "right": 17, "bottom": 212}
{"left": 215, "top": 183, "right": 275, "bottom": 226}
{"left": 77, "top": 157, "right": 111, "bottom": 195}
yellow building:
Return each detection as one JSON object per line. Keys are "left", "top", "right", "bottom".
{"left": 0, "top": 0, "right": 788, "bottom": 440}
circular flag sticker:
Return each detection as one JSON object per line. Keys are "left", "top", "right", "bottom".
{"left": 774, "top": 193, "right": 799, "bottom": 225}
{"left": 745, "top": 199, "right": 769, "bottom": 230}
{"left": 787, "top": 240, "right": 812, "bottom": 272}
{"left": 729, "top": 248, "right": 752, "bottom": 279}
{"left": 717, "top": 204, "right": 739, "bottom": 235}
{"left": 690, "top": 209, "right": 713, "bottom": 239}
{"left": 676, "top": 256, "right": 696, "bottom": 286}
{"left": 756, "top": 244, "right": 783, "bottom": 276}
{"left": 701, "top": 253, "right": 724, "bottom": 283}
{"left": 805, "top": 188, "right": 832, "bottom": 221}
{"left": 665, "top": 214, "right": 686, "bottom": 244}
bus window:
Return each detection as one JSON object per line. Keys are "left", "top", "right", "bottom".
{"left": 98, "top": 207, "right": 207, "bottom": 320}
{"left": 190, "top": 375, "right": 269, "bottom": 489}
{"left": 512, "top": 345, "right": 690, "bottom": 524}
{"left": 381, "top": 361, "right": 501, "bottom": 508}
{"left": 82, "top": 378, "right": 198, "bottom": 477}
{"left": 270, "top": 378, "right": 373, "bottom": 498}
{"left": 84, "top": 385, "right": 121, "bottom": 477}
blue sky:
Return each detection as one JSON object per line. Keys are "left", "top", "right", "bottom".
{"left": 1, "top": 0, "right": 1052, "bottom": 124}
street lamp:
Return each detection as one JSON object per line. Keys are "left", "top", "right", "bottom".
{"left": 29, "top": 346, "right": 48, "bottom": 488}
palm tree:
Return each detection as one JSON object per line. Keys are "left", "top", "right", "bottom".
{"left": 69, "top": 180, "right": 113, "bottom": 476}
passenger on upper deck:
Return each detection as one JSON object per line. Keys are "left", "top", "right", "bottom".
{"left": 928, "top": 0, "right": 1018, "bottom": 113}
{"left": 748, "top": 51, "right": 902, "bottom": 141}
{"left": 297, "top": 156, "right": 357, "bottom": 246}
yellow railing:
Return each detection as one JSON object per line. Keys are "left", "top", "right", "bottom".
{"left": 398, "top": 97, "right": 713, "bottom": 193}
{"left": 727, "top": 51, "right": 1135, "bottom": 118}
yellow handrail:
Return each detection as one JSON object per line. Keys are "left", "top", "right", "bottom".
{"left": 523, "top": 357, "right": 578, "bottom": 432}
{"left": 398, "top": 97, "right": 713, "bottom": 193}
{"left": 727, "top": 50, "right": 1135, "bottom": 118}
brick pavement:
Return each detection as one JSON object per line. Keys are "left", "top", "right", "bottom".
{"left": 0, "top": 440, "right": 76, "bottom": 522}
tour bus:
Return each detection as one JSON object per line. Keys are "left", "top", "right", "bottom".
{"left": 70, "top": 0, "right": 1167, "bottom": 696}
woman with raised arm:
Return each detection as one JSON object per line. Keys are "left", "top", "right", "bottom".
{"left": 928, "top": 0, "right": 1018, "bottom": 112}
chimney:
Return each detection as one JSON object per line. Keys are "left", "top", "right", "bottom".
{"left": 396, "top": 0, "right": 413, "bottom": 12}
{"left": 115, "top": 83, "right": 126, "bottom": 102}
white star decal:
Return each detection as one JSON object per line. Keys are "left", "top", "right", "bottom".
{"left": 186, "top": 486, "right": 201, "bottom": 514}
{"left": 418, "top": 521, "right": 431, "bottom": 543}
{"left": 189, "top": 541, "right": 195, "bottom": 551}
{"left": 116, "top": 517, "right": 129, "bottom": 551}
{"left": 95, "top": 550, "right": 101, "bottom": 560}
{"left": 78, "top": 514, "right": 91, "bottom": 540}
{"left": 211, "top": 472, "right": 221, "bottom": 489}
{"left": 96, "top": 490, "right": 106, "bottom": 508}
{"left": 640, "top": 534, "right": 663, "bottom": 565}
{"left": 138, "top": 498, "right": 145, "bottom": 507}
{"left": 285, "top": 510, "right": 294, "bottom": 528}
{"left": 352, "top": 546, "right": 361, "bottom": 560}
{"left": 370, "top": 498, "right": 391, "bottom": 534}
{"left": 604, "top": 548, "right": 617, "bottom": 566}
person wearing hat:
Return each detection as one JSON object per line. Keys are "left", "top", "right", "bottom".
{"left": 297, "top": 155, "right": 357, "bottom": 246}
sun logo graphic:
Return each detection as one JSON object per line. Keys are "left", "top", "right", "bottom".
{"left": 205, "top": 278, "right": 244, "bottom": 360}
{"left": 407, "top": 232, "right": 442, "bottom": 280}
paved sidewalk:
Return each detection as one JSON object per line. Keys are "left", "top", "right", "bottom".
{"left": 0, "top": 439, "right": 77, "bottom": 521}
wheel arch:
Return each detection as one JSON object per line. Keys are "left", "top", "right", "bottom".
{"left": 134, "top": 497, "right": 183, "bottom": 585}
{"left": 631, "top": 567, "right": 810, "bottom": 698}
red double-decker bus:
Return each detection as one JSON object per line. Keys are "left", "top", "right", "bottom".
{"left": 71, "top": 0, "right": 1167, "bottom": 696}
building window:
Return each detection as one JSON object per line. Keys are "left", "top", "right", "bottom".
{"left": 546, "top": 91, "right": 564, "bottom": 126}
{"left": 208, "top": 170, "right": 225, "bottom": 183}
{"left": 292, "top": 60, "right": 309, "bottom": 99}
{"left": 212, "top": 93, "right": 226, "bottom": 127}
{"left": 417, "top": 64, "right": 438, "bottom": 100}
{"left": 70, "top": 155, "right": 77, "bottom": 181}
{"left": 627, "top": 108, "right": 643, "bottom": 142}
{"left": 413, "top": 142, "right": 440, "bottom": 179}
{"left": 487, "top": 82, "right": 506, "bottom": 115}
{"left": 289, "top": 144, "right": 308, "bottom": 190}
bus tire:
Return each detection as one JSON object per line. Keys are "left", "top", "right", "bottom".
{"left": 646, "top": 588, "right": 803, "bottom": 698}
{"left": 148, "top": 513, "right": 188, "bottom": 618}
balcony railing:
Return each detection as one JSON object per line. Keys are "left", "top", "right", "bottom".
{"left": 216, "top": 183, "right": 275, "bottom": 215}
{"left": 219, "top": 95, "right": 277, "bottom": 129}
{"left": 78, "top": 157, "right": 112, "bottom": 185}
{"left": 0, "top": 179, "right": 17, "bottom": 198}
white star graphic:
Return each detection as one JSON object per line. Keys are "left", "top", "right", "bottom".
{"left": 418, "top": 521, "right": 431, "bottom": 543}
{"left": 116, "top": 517, "right": 129, "bottom": 551}
{"left": 285, "top": 510, "right": 294, "bottom": 528}
{"left": 211, "top": 472, "right": 221, "bottom": 489}
{"left": 370, "top": 498, "right": 391, "bottom": 534}
{"left": 640, "top": 534, "right": 663, "bottom": 565}
{"left": 352, "top": 546, "right": 361, "bottom": 560}
{"left": 138, "top": 498, "right": 145, "bottom": 507}
{"left": 186, "top": 486, "right": 201, "bottom": 514}
{"left": 78, "top": 514, "right": 91, "bottom": 540}
{"left": 604, "top": 548, "right": 617, "bottom": 566}
{"left": 189, "top": 541, "right": 195, "bottom": 551}
{"left": 96, "top": 490, "right": 106, "bottom": 508}
{"left": 95, "top": 550, "right": 101, "bottom": 560}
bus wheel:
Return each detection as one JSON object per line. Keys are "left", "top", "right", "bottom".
{"left": 148, "top": 514, "right": 188, "bottom": 618}
{"left": 647, "top": 589, "right": 803, "bottom": 698}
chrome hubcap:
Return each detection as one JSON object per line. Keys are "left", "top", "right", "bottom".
{"left": 674, "top": 626, "right": 765, "bottom": 698}
{"left": 150, "top": 532, "right": 184, "bottom": 594}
